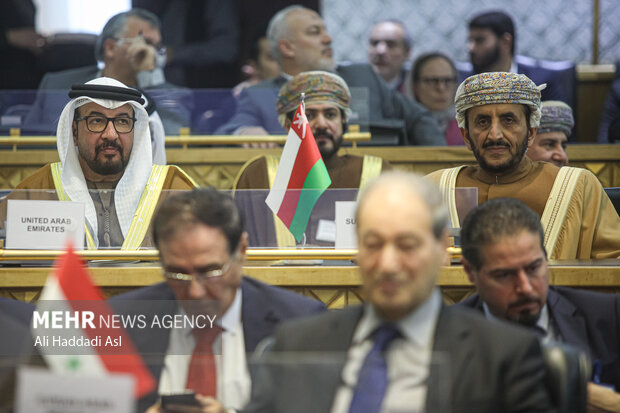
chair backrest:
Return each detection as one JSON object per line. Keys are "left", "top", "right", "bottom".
{"left": 543, "top": 342, "right": 590, "bottom": 413}
{"left": 604, "top": 187, "right": 620, "bottom": 215}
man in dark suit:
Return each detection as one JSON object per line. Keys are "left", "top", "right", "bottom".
{"left": 459, "top": 197, "right": 620, "bottom": 412}
{"left": 461, "top": 11, "right": 573, "bottom": 106}
{"left": 216, "top": 5, "right": 443, "bottom": 146}
{"left": 110, "top": 188, "right": 324, "bottom": 412}
{"left": 24, "top": 8, "right": 190, "bottom": 139}
{"left": 230, "top": 172, "right": 554, "bottom": 413}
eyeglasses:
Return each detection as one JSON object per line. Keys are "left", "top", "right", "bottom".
{"left": 162, "top": 256, "right": 236, "bottom": 283}
{"left": 75, "top": 115, "right": 136, "bottom": 134}
{"left": 115, "top": 36, "right": 166, "bottom": 55}
{"left": 418, "top": 77, "right": 458, "bottom": 87}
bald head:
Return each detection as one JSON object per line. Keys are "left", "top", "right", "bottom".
{"left": 355, "top": 171, "right": 449, "bottom": 321}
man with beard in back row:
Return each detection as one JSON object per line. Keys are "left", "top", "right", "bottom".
{"left": 234, "top": 70, "right": 391, "bottom": 247}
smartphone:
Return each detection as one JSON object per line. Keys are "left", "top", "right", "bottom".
{"left": 160, "top": 392, "right": 200, "bottom": 408}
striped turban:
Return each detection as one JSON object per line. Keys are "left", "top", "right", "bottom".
{"left": 276, "top": 71, "right": 350, "bottom": 127}
{"left": 455, "top": 72, "right": 545, "bottom": 128}
{"left": 538, "top": 100, "right": 574, "bottom": 135}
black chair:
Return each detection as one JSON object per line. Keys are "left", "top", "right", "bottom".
{"left": 604, "top": 188, "right": 620, "bottom": 215}
{"left": 543, "top": 342, "right": 590, "bottom": 413}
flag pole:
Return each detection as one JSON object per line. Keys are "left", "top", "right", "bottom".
{"left": 300, "top": 92, "right": 306, "bottom": 249}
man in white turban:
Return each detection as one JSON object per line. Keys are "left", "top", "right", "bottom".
{"left": 426, "top": 72, "right": 619, "bottom": 260}
{"left": 526, "top": 100, "right": 573, "bottom": 167}
{"left": 7, "top": 77, "right": 197, "bottom": 249}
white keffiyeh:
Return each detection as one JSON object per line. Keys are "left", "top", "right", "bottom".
{"left": 56, "top": 77, "right": 153, "bottom": 247}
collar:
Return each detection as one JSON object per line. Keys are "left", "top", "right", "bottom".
{"left": 474, "top": 155, "right": 534, "bottom": 185}
{"left": 323, "top": 152, "right": 344, "bottom": 171}
{"left": 280, "top": 72, "right": 294, "bottom": 81}
{"left": 220, "top": 287, "right": 242, "bottom": 334}
{"left": 354, "top": 289, "right": 442, "bottom": 350}
{"left": 509, "top": 59, "right": 518, "bottom": 74}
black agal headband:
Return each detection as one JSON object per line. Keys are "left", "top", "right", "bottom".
{"left": 69, "top": 84, "right": 145, "bottom": 105}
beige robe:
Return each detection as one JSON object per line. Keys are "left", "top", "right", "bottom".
{"left": 1, "top": 163, "right": 197, "bottom": 249}
{"left": 427, "top": 157, "right": 620, "bottom": 260}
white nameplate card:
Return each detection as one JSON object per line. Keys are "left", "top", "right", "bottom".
{"left": 15, "top": 367, "right": 135, "bottom": 413}
{"left": 6, "top": 200, "right": 85, "bottom": 250}
{"left": 335, "top": 201, "right": 358, "bottom": 248}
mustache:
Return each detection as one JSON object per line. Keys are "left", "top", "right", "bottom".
{"left": 313, "top": 128, "right": 334, "bottom": 142}
{"left": 96, "top": 140, "right": 122, "bottom": 154}
{"left": 482, "top": 139, "right": 510, "bottom": 149}
{"left": 508, "top": 296, "right": 539, "bottom": 309}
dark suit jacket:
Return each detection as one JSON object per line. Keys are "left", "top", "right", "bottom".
{"left": 216, "top": 63, "right": 444, "bottom": 146}
{"left": 0, "top": 298, "right": 35, "bottom": 411}
{"left": 23, "top": 65, "right": 192, "bottom": 135}
{"left": 109, "top": 276, "right": 326, "bottom": 411}
{"left": 460, "top": 286, "right": 620, "bottom": 389}
{"left": 242, "top": 304, "right": 554, "bottom": 413}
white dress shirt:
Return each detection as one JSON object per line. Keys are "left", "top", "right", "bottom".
{"left": 331, "top": 289, "right": 442, "bottom": 413}
{"left": 158, "top": 288, "right": 251, "bottom": 410}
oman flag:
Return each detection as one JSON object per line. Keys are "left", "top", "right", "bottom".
{"left": 265, "top": 101, "right": 331, "bottom": 242}
{"left": 34, "top": 246, "right": 155, "bottom": 398}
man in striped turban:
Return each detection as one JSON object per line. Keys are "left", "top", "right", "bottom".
{"left": 427, "top": 72, "right": 620, "bottom": 260}
{"left": 527, "top": 101, "right": 573, "bottom": 167}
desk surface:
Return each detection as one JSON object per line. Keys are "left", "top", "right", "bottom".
{"left": 2, "top": 264, "right": 618, "bottom": 307}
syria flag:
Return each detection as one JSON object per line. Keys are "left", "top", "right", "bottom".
{"left": 265, "top": 102, "right": 331, "bottom": 242}
{"left": 33, "top": 246, "right": 155, "bottom": 398}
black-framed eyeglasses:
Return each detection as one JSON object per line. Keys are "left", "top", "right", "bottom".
{"left": 115, "top": 36, "right": 166, "bottom": 55}
{"left": 75, "top": 115, "right": 136, "bottom": 134}
{"left": 419, "top": 77, "right": 458, "bottom": 87}
{"left": 162, "top": 255, "right": 236, "bottom": 283}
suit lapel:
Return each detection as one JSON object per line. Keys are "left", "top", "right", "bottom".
{"left": 547, "top": 288, "right": 591, "bottom": 358}
{"left": 427, "top": 305, "right": 474, "bottom": 412}
{"left": 309, "top": 307, "right": 363, "bottom": 413}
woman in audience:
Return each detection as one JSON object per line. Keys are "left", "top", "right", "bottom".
{"left": 409, "top": 52, "right": 462, "bottom": 145}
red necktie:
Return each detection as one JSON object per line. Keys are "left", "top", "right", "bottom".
{"left": 186, "top": 325, "right": 223, "bottom": 396}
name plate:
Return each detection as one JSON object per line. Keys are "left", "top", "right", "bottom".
{"left": 335, "top": 201, "right": 357, "bottom": 249}
{"left": 6, "top": 200, "right": 85, "bottom": 250}
{"left": 16, "top": 367, "right": 134, "bottom": 413}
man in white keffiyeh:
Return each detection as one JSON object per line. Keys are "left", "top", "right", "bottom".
{"left": 8, "top": 77, "right": 197, "bottom": 249}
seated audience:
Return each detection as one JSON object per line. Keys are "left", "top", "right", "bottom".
{"left": 133, "top": 0, "right": 240, "bottom": 88}
{"left": 234, "top": 70, "right": 391, "bottom": 247}
{"left": 464, "top": 10, "right": 572, "bottom": 104}
{"left": 0, "top": 0, "right": 45, "bottom": 89}
{"left": 224, "top": 171, "right": 555, "bottom": 413}
{"left": 25, "top": 8, "right": 190, "bottom": 163}
{"left": 460, "top": 197, "right": 620, "bottom": 412}
{"left": 233, "top": 31, "right": 281, "bottom": 97}
{"left": 216, "top": 5, "right": 443, "bottom": 146}
{"left": 368, "top": 19, "right": 411, "bottom": 94}
{"left": 527, "top": 100, "right": 572, "bottom": 167}
{"left": 409, "top": 52, "right": 462, "bottom": 145}
{"left": 4, "top": 78, "right": 197, "bottom": 249}
{"left": 426, "top": 72, "right": 620, "bottom": 260}
{"left": 111, "top": 188, "right": 325, "bottom": 412}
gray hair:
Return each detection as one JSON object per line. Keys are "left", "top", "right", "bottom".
{"left": 95, "top": 8, "right": 161, "bottom": 62}
{"left": 371, "top": 19, "right": 412, "bottom": 51}
{"left": 267, "top": 5, "right": 308, "bottom": 63}
{"left": 356, "top": 171, "right": 449, "bottom": 240}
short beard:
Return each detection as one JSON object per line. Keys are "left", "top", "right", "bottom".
{"left": 82, "top": 141, "right": 128, "bottom": 175}
{"left": 315, "top": 128, "right": 343, "bottom": 160}
{"left": 472, "top": 44, "right": 501, "bottom": 74}
{"left": 468, "top": 134, "right": 528, "bottom": 175}
{"left": 510, "top": 309, "right": 541, "bottom": 328}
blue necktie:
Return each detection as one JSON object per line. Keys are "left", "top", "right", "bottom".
{"left": 348, "top": 324, "right": 402, "bottom": 413}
